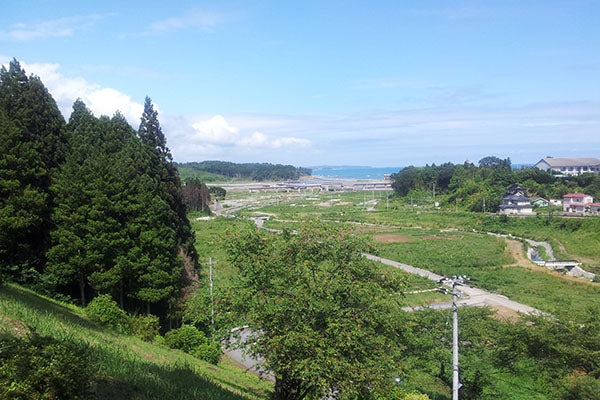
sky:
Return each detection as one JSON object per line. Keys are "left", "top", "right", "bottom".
{"left": 1, "top": 0, "right": 599, "bottom": 167}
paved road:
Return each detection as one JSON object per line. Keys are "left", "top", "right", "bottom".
{"left": 364, "top": 254, "right": 545, "bottom": 315}
{"left": 225, "top": 328, "right": 274, "bottom": 382}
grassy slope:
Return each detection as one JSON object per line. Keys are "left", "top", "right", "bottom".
{"left": 0, "top": 284, "right": 272, "bottom": 400}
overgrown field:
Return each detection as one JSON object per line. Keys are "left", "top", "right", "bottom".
{"left": 0, "top": 284, "right": 272, "bottom": 400}
{"left": 236, "top": 191, "right": 600, "bottom": 321}
{"left": 190, "top": 215, "right": 450, "bottom": 308}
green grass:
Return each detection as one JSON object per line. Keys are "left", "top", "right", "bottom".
{"left": 375, "top": 230, "right": 513, "bottom": 274}
{"left": 0, "top": 283, "right": 272, "bottom": 400}
{"left": 233, "top": 191, "right": 600, "bottom": 321}
{"left": 191, "top": 216, "right": 252, "bottom": 287}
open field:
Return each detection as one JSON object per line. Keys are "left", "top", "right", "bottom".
{"left": 191, "top": 214, "right": 451, "bottom": 308}
{"left": 228, "top": 190, "right": 600, "bottom": 322}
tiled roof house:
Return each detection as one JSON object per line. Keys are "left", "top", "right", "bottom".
{"left": 563, "top": 193, "right": 593, "bottom": 213}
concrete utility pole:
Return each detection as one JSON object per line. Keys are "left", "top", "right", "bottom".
{"left": 440, "top": 275, "right": 469, "bottom": 400}
{"left": 203, "top": 258, "right": 217, "bottom": 332}
{"left": 483, "top": 197, "right": 486, "bottom": 213}
{"left": 386, "top": 192, "right": 389, "bottom": 209}
{"left": 433, "top": 182, "right": 436, "bottom": 199}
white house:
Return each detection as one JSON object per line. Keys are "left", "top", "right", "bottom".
{"left": 590, "top": 203, "right": 600, "bottom": 214}
{"left": 563, "top": 193, "right": 593, "bottom": 213}
{"left": 500, "top": 185, "right": 535, "bottom": 215}
{"left": 535, "top": 157, "right": 600, "bottom": 176}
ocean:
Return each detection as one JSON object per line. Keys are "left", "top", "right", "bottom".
{"left": 310, "top": 166, "right": 402, "bottom": 180}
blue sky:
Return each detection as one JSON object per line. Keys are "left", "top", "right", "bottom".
{"left": 2, "top": 0, "right": 599, "bottom": 167}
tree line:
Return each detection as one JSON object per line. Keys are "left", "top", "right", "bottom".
{"left": 0, "top": 59, "right": 196, "bottom": 321}
{"left": 391, "top": 156, "right": 600, "bottom": 212}
{"left": 176, "top": 160, "right": 311, "bottom": 181}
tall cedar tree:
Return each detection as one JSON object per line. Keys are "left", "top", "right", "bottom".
{"left": 0, "top": 59, "right": 66, "bottom": 281}
{"left": 137, "top": 97, "right": 197, "bottom": 313}
{"left": 47, "top": 103, "right": 141, "bottom": 306}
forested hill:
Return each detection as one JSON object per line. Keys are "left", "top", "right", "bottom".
{"left": 175, "top": 161, "right": 311, "bottom": 182}
{"left": 0, "top": 59, "right": 196, "bottom": 320}
{"left": 391, "top": 156, "right": 600, "bottom": 212}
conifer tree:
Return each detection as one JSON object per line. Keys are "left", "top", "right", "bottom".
{"left": 0, "top": 59, "right": 66, "bottom": 279}
{"left": 135, "top": 97, "right": 196, "bottom": 313}
{"left": 46, "top": 101, "right": 103, "bottom": 305}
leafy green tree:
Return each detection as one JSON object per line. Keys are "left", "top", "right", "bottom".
{"left": 225, "top": 223, "right": 406, "bottom": 400}
{"left": 391, "top": 166, "right": 419, "bottom": 196}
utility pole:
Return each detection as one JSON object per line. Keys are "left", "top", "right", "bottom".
{"left": 433, "top": 182, "right": 436, "bottom": 199}
{"left": 483, "top": 197, "right": 486, "bottom": 213}
{"left": 364, "top": 191, "right": 366, "bottom": 210}
{"left": 202, "top": 258, "right": 217, "bottom": 333}
{"left": 440, "top": 275, "right": 469, "bottom": 400}
{"left": 386, "top": 192, "right": 389, "bottom": 209}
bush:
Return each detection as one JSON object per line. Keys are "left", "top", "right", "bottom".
{"left": 191, "top": 341, "right": 222, "bottom": 365}
{"left": 129, "top": 314, "right": 160, "bottom": 342}
{"left": 164, "top": 324, "right": 207, "bottom": 353}
{"left": 85, "top": 294, "right": 129, "bottom": 332}
{"left": 0, "top": 332, "right": 93, "bottom": 399}
{"left": 164, "top": 325, "right": 222, "bottom": 364}
{"left": 154, "top": 334, "right": 166, "bottom": 346}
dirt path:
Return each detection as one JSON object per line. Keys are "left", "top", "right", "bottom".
{"left": 504, "top": 239, "right": 600, "bottom": 286}
{"left": 504, "top": 239, "right": 537, "bottom": 267}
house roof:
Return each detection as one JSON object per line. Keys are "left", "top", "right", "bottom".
{"left": 589, "top": 203, "right": 600, "bottom": 207}
{"left": 500, "top": 204, "right": 533, "bottom": 209}
{"left": 564, "top": 193, "right": 591, "bottom": 198}
{"left": 538, "top": 157, "right": 600, "bottom": 167}
{"left": 503, "top": 195, "right": 531, "bottom": 201}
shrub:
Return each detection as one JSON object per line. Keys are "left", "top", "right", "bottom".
{"left": 191, "top": 341, "right": 222, "bottom": 365}
{"left": 164, "top": 324, "right": 207, "bottom": 353}
{"left": 85, "top": 294, "right": 129, "bottom": 332}
{"left": 129, "top": 314, "right": 160, "bottom": 342}
{"left": 164, "top": 325, "right": 222, "bottom": 364}
{"left": 154, "top": 334, "right": 166, "bottom": 346}
{"left": 0, "top": 332, "right": 93, "bottom": 399}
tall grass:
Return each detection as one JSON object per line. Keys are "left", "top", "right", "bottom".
{"left": 0, "top": 284, "right": 272, "bottom": 400}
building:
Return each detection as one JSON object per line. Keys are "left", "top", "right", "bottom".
{"left": 535, "top": 157, "right": 600, "bottom": 176}
{"left": 499, "top": 185, "right": 535, "bottom": 215}
{"left": 563, "top": 193, "right": 593, "bottom": 213}
{"left": 531, "top": 197, "right": 549, "bottom": 207}
{"left": 589, "top": 203, "right": 600, "bottom": 214}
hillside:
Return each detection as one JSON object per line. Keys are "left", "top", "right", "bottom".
{"left": 175, "top": 161, "right": 311, "bottom": 182}
{"left": 0, "top": 283, "right": 272, "bottom": 400}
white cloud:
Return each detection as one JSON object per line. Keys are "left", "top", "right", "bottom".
{"left": 191, "top": 115, "right": 239, "bottom": 144}
{"left": 0, "top": 14, "right": 109, "bottom": 41}
{"left": 169, "top": 114, "right": 313, "bottom": 162}
{"left": 239, "top": 132, "right": 270, "bottom": 147}
{"left": 272, "top": 137, "right": 310, "bottom": 148}
{"left": 147, "top": 11, "right": 230, "bottom": 34}
{"left": 6, "top": 61, "right": 145, "bottom": 126}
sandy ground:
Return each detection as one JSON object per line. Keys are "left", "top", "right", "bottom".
{"left": 373, "top": 234, "right": 413, "bottom": 243}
